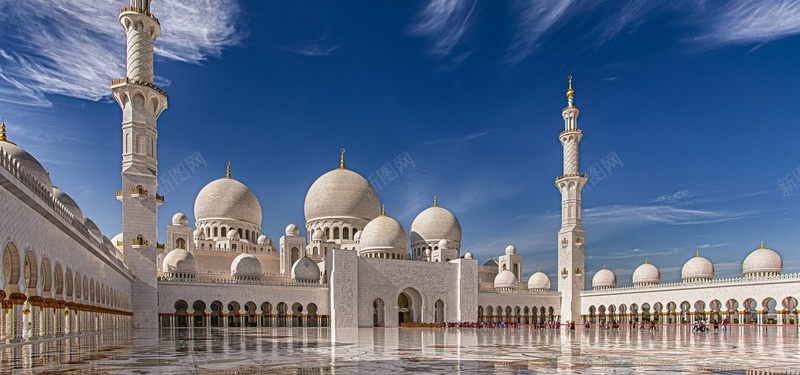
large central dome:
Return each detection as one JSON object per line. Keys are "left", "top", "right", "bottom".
{"left": 194, "top": 177, "right": 262, "bottom": 225}
{"left": 304, "top": 168, "right": 381, "bottom": 222}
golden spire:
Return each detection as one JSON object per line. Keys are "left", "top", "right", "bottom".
{"left": 566, "top": 75, "right": 575, "bottom": 99}
{"left": 433, "top": 193, "right": 438, "bottom": 207}
{"left": 340, "top": 148, "right": 346, "bottom": 169}
{"left": 490, "top": 254, "right": 493, "bottom": 261}
{"left": 602, "top": 263, "right": 606, "bottom": 269}
{"left": 644, "top": 257, "right": 648, "bottom": 264}
{"left": 381, "top": 204, "right": 386, "bottom": 216}
{"left": 226, "top": 161, "right": 231, "bottom": 178}
{"left": 538, "top": 267, "right": 541, "bottom": 272}
{"left": 760, "top": 240, "right": 764, "bottom": 249}
{"left": 0, "top": 119, "right": 14, "bottom": 145}
{"left": 696, "top": 249, "right": 700, "bottom": 257}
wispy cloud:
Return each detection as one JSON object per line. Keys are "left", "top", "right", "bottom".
{"left": 0, "top": 0, "right": 243, "bottom": 106}
{"left": 692, "top": 0, "right": 800, "bottom": 47}
{"left": 408, "top": 0, "right": 478, "bottom": 58}
{"left": 587, "top": 247, "right": 682, "bottom": 261}
{"left": 417, "top": 128, "right": 495, "bottom": 147}
{"left": 584, "top": 204, "right": 752, "bottom": 226}
{"left": 654, "top": 189, "right": 698, "bottom": 202}
{"left": 507, "top": 0, "right": 574, "bottom": 64}
{"left": 277, "top": 35, "right": 339, "bottom": 57}
{"left": 697, "top": 243, "right": 729, "bottom": 249}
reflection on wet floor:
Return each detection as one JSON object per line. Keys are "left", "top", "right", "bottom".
{"left": 1, "top": 326, "right": 799, "bottom": 374}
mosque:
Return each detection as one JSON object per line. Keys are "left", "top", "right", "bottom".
{"left": 1, "top": 0, "right": 799, "bottom": 343}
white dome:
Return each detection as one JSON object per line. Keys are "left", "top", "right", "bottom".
{"left": 111, "top": 233, "right": 123, "bottom": 249}
{"left": 359, "top": 215, "right": 409, "bottom": 257}
{"left": 194, "top": 177, "right": 262, "bottom": 225}
{"left": 1, "top": 138, "right": 53, "bottom": 192}
{"left": 304, "top": 168, "right": 381, "bottom": 223}
{"left": 464, "top": 251, "right": 473, "bottom": 259}
{"left": 494, "top": 270, "right": 519, "bottom": 289}
{"left": 193, "top": 229, "right": 205, "bottom": 240}
{"left": 527, "top": 270, "right": 551, "bottom": 290}
{"left": 632, "top": 260, "right": 660, "bottom": 285}
{"left": 231, "top": 253, "right": 262, "bottom": 277}
{"left": 312, "top": 230, "right": 327, "bottom": 241}
{"left": 162, "top": 248, "right": 197, "bottom": 275}
{"left": 257, "top": 234, "right": 269, "bottom": 245}
{"left": 681, "top": 252, "right": 714, "bottom": 281}
{"left": 505, "top": 244, "right": 516, "bottom": 255}
{"left": 227, "top": 229, "right": 239, "bottom": 239}
{"left": 743, "top": 243, "right": 782, "bottom": 276}
{"left": 172, "top": 212, "right": 189, "bottom": 226}
{"left": 52, "top": 187, "right": 84, "bottom": 222}
{"left": 410, "top": 205, "right": 462, "bottom": 247}
{"left": 291, "top": 257, "right": 320, "bottom": 281}
{"left": 592, "top": 267, "right": 617, "bottom": 289}
{"left": 285, "top": 223, "right": 299, "bottom": 236}
{"left": 353, "top": 230, "right": 362, "bottom": 242}
{"left": 438, "top": 239, "right": 448, "bottom": 249}
{"left": 84, "top": 218, "right": 103, "bottom": 241}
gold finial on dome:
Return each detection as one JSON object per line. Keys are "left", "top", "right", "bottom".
{"left": 226, "top": 161, "right": 231, "bottom": 178}
{"left": 602, "top": 263, "right": 606, "bottom": 269}
{"left": 696, "top": 249, "right": 700, "bottom": 257}
{"left": 340, "top": 148, "right": 346, "bottom": 169}
{"left": 645, "top": 257, "right": 648, "bottom": 264}
{"left": 434, "top": 193, "right": 438, "bottom": 207}
{"left": 566, "top": 75, "right": 575, "bottom": 99}
{"left": 381, "top": 204, "right": 386, "bottom": 216}
{"left": 760, "top": 240, "right": 764, "bottom": 249}
{"left": 538, "top": 267, "right": 541, "bottom": 272}
{"left": 0, "top": 119, "right": 15, "bottom": 145}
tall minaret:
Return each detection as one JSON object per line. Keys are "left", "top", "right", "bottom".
{"left": 556, "top": 76, "right": 586, "bottom": 323}
{"left": 111, "top": 0, "right": 168, "bottom": 330}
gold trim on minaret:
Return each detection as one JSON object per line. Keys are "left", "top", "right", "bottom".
{"left": 226, "top": 161, "right": 231, "bottom": 178}
{"left": 566, "top": 75, "right": 575, "bottom": 99}
{"left": 340, "top": 148, "right": 346, "bottom": 169}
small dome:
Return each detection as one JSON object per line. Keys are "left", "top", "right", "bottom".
{"left": 52, "top": 187, "right": 84, "bottom": 222}
{"left": 291, "top": 257, "right": 320, "bottom": 282}
{"left": 162, "top": 248, "right": 197, "bottom": 275}
{"left": 285, "top": 223, "right": 299, "bottom": 236}
{"left": 231, "top": 253, "right": 262, "bottom": 277}
{"left": 111, "top": 233, "right": 123, "bottom": 249}
{"left": 425, "top": 248, "right": 432, "bottom": 257}
{"left": 527, "top": 270, "right": 551, "bottom": 290}
{"left": 632, "top": 259, "right": 660, "bottom": 286}
{"left": 592, "top": 267, "right": 617, "bottom": 289}
{"left": 304, "top": 168, "right": 381, "bottom": 223}
{"left": 353, "top": 230, "right": 362, "bottom": 242}
{"left": 84, "top": 218, "right": 103, "bottom": 241}
{"left": 194, "top": 177, "right": 262, "bottom": 225}
{"left": 312, "top": 230, "right": 327, "bottom": 241}
{"left": 227, "top": 229, "right": 239, "bottom": 239}
{"left": 194, "top": 229, "right": 205, "bottom": 240}
{"left": 681, "top": 251, "right": 714, "bottom": 281}
{"left": 1, "top": 137, "right": 53, "bottom": 192}
{"left": 257, "top": 234, "right": 269, "bottom": 245}
{"left": 494, "top": 270, "right": 519, "bottom": 289}
{"left": 172, "top": 212, "right": 189, "bottom": 226}
{"left": 743, "top": 242, "right": 782, "bottom": 276}
{"left": 358, "top": 215, "right": 408, "bottom": 257}
{"left": 483, "top": 258, "right": 498, "bottom": 267}
{"left": 438, "top": 239, "right": 448, "bottom": 249}
{"left": 505, "top": 244, "right": 516, "bottom": 255}
{"left": 409, "top": 205, "right": 462, "bottom": 246}
{"left": 464, "top": 251, "right": 473, "bottom": 259}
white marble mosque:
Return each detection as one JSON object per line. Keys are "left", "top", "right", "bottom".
{"left": 2, "top": 0, "right": 800, "bottom": 353}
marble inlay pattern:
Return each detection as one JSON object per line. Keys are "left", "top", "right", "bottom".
{"left": 1, "top": 326, "right": 799, "bottom": 374}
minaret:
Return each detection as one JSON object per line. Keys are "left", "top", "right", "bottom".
{"left": 556, "top": 76, "right": 586, "bottom": 323}
{"left": 111, "top": 0, "right": 168, "bottom": 330}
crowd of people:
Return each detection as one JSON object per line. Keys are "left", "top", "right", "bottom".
{"left": 393, "top": 317, "right": 732, "bottom": 331}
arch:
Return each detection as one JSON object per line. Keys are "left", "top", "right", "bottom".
{"left": 23, "top": 250, "right": 38, "bottom": 295}
{"left": 65, "top": 269, "right": 73, "bottom": 300}
{"left": 174, "top": 300, "right": 189, "bottom": 327}
{"left": 679, "top": 301, "right": 691, "bottom": 323}
{"left": 373, "top": 298, "right": 385, "bottom": 326}
{"left": 486, "top": 306, "right": 494, "bottom": 323}
{"left": 192, "top": 300, "right": 206, "bottom": 327}
{"left": 513, "top": 263, "right": 519, "bottom": 280}
{"left": 54, "top": 263, "right": 64, "bottom": 297}
{"left": 292, "top": 302, "right": 304, "bottom": 327}
{"left": 244, "top": 301, "right": 258, "bottom": 327}
{"left": 40, "top": 257, "right": 52, "bottom": 296}
{"left": 397, "top": 287, "right": 423, "bottom": 324}
{"left": 210, "top": 301, "right": 224, "bottom": 327}
{"left": 260, "top": 302, "right": 273, "bottom": 327}
{"left": 781, "top": 297, "right": 798, "bottom": 325}
{"left": 89, "top": 279, "right": 95, "bottom": 303}
{"left": 333, "top": 227, "right": 340, "bottom": 240}
{"left": 276, "top": 302, "right": 289, "bottom": 327}
{"left": 226, "top": 301, "right": 241, "bottom": 327}
{"left": 175, "top": 238, "right": 186, "bottom": 250}
{"left": 3, "top": 242, "right": 22, "bottom": 293}
{"left": 307, "top": 303, "right": 318, "bottom": 327}
{"left": 694, "top": 300, "right": 707, "bottom": 321}
{"left": 434, "top": 299, "right": 445, "bottom": 323}
{"left": 342, "top": 227, "right": 349, "bottom": 240}
{"left": 478, "top": 306, "right": 485, "bottom": 323}
{"left": 762, "top": 297, "right": 778, "bottom": 324}
{"left": 290, "top": 247, "right": 299, "bottom": 266}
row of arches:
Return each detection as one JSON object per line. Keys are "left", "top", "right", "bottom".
{"left": 478, "top": 305, "right": 557, "bottom": 324}
{"left": 161, "top": 300, "right": 328, "bottom": 329}
{"left": 586, "top": 297, "right": 800, "bottom": 325}
{"left": 308, "top": 225, "right": 359, "bottom": 241}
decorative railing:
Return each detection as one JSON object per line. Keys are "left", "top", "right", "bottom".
{"left": 478, "top": 287, "right": 561, "bottom": 296}
{"left": 131, "top": 238, "right": 148, "bottom": 246}
{"left": 155, "top": 193, "right": 164, "bottom": 202}
{"left": 0, "top": 147, "right": 128, "bottom": 271}
{"left": 581, "top": 272, "right": 800, "bottom": 295}
{"left": 157, "top": 276, "right": 328, "bottom": 288}
{"left": 559, "top": 128, "right": 583, "bottom": 136}
{"left": 156, "top": 243, "right": 165, "bottom": 249}
{"left": 119, "top": 6, "right": 160, "bottom": 24}
{"left": 110, "top": 77, "right": 168, "bottom": 98}
{"left": 131, "top": 186, "right": 147, "bottom": 195}
{"left": 115, "top": 190, "right": 123, "bottom": 197}
{"left": 556, "top": 173, "right": 587, "bottom": 182}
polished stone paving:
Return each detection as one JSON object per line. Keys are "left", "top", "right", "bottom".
{"left": 1, "top": 326, "right": 799, "bottom": 374}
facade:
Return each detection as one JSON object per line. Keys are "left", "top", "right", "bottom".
{"left": 1, "top": 0, "right": 799, "bottom": 344}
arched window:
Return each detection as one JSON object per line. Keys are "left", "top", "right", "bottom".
{"left": 175, "top": 238, "right": 186, "bottom": 249}
{"left": 333, "top": 228, "right": 340, "bottom": 240}
{"left": 206, "top": 227, "right": 210, "bottom": 237}
{"left": 238, "top": 228, "right": 243, "bottom": 239}
{"left": 213, "top": 227, "right": 218, "bottom": 237}
{"left": 245, "top": 229, "right": 250, "bottom": 241}
{"left": 343, "top": 228, "right": 349, "bottom": 239}
{"left": 221, "top": 227, "right": 226, "bottom": 236}
{"left": 513, "top": 264, "right": 519, "bottom": 279}
{"left": 325, "top": 228, "right": 330, "bottom": 239}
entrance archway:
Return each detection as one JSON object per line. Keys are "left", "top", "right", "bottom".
{"left": 373, "top": 298, "right": 385, "bottom": 326}
{"left": 397, "top": 287, "right": 423, "bottom": 324}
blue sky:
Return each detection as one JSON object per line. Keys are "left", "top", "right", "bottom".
{"left": 2, "top": 0, "right": 800, "bottom": 287}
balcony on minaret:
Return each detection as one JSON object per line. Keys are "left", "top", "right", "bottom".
{"left": 115, "top": 190, "right": 123, "bottom": 202}
{"left": 156, "top": 193, "right": 165, "bottom": 206}
{"left": 131, "top": 236, "right": 149, "bottom": 249}
{"left": 131, "top": 185, "right": 148, "bottom": 200}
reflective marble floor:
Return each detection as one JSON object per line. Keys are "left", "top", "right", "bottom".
{"left": 1, "top": 326, "right": 799, "bottom": 374}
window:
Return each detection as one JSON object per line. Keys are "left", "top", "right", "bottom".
{"left": 343, "top": 228, "right": 349, "bottom": 239}
{"left": 333, "top": 228, "right": 339, "bottom": 240}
